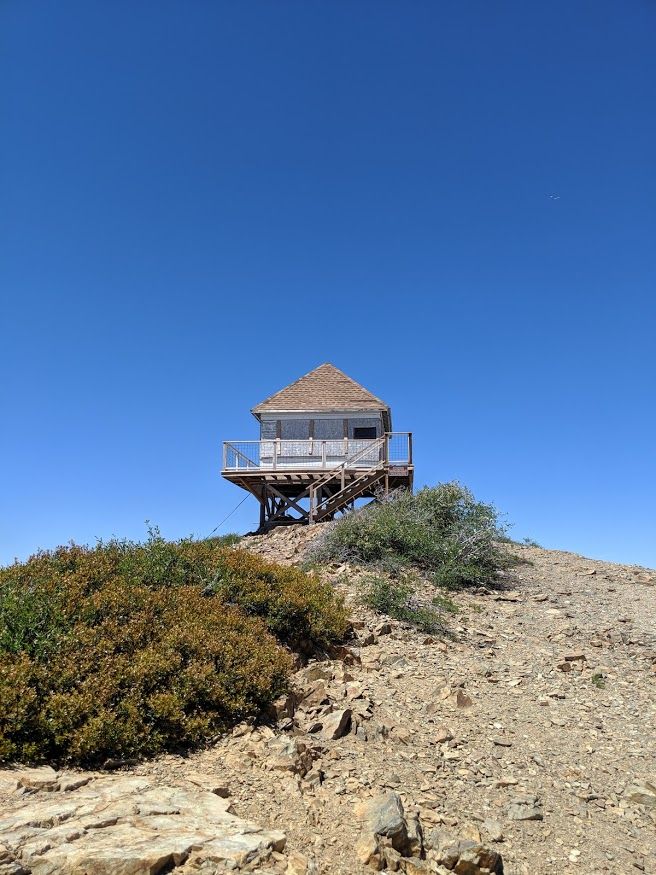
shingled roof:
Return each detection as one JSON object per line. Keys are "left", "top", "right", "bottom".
{"left": 252, "top": 363, "right": 390, "bottom": 422}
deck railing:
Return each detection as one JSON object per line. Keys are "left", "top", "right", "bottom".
{"left": 222, "top": 432, "right": 412, "bottom": 472}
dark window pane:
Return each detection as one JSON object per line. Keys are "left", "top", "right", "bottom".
{"left": 353, "top": 427, "right": 377, "bottom": 439}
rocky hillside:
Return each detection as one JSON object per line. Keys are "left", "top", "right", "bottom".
{"left": 1, "top": 529, "right": 655, "bottom": 875}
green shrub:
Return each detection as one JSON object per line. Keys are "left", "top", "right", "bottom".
{"left": 204, "top": 549, "right": 348, "bottom": 651}
{"left": 521, "top": 537, "right": 542, "bottom": 548}
{"left": 0, "top": 531, "right": 347, "bottom": 765}
{"left": 311, "top": 482, "right": 507, "bottom": 589}
{"left": 360, "top": 575, "right": 446, "bottom": 634}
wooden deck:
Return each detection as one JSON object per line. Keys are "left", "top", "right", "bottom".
{"left": 221, "top": 434, "right": 413, "bottom": 530}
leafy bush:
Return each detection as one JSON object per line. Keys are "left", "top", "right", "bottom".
{"left": 311, "top": 482, "right": 507, "bottom": 589}
{"left": 0, "top": 531, "right": 347, "bottom": 765}
{"left": 204, "top": 549, "right": 348, "bottom": 651}
{"left": 360, "top": 575, "right": 446, "bottom": 634}
{"left": 521, "top": 537, "right": 542, "bottom": 548}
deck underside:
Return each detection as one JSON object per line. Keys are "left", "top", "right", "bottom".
{"left": 221, "top": 465, "right": 414, "bottom": 530}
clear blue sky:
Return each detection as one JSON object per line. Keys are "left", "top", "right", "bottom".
{"left": 1, "top": 1, "right": 655, "bottom": 567}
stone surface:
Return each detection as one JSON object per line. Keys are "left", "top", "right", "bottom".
{"left": 320, "top": 708, "right": 352, "bottom": 741}
{"left": 625, "top": 779, "right": 656, "bottom": 808}
{"left": 357, "top": 791, "right": 408, "bottom": 852}
{"left": 0, "top": 775, "right": 285, "bottom": 874}
{"left": 506, "top": 795, "right": 543, "bottom": 821}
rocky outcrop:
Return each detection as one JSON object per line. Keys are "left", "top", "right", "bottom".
{"left": 0, "top": 771, "right": 285, "bottom": 874}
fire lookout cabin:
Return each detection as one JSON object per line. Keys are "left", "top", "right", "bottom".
{"left": 221, "top": 363, "right": 413, "bottom": 530}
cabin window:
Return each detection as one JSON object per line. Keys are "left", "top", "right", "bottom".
{"left": 353, "top": 426, "right": 377, "bottom": 439}
{"left": 314, "top": 419, "right": 343, "bottom": 440}
{"left": 260, "top": 420, "right": 276, "bottom": 439}
{"left": 281, "top": 419, "right": 310, "bottom": 439}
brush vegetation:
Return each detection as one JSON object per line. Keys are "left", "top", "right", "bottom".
{"left": 311, "top": 482, "right": 507, "bottom": 589}
{"left": 359, "top": 575, "right": 457, "bottom": 634}
{"left": 0, "top": 530, "right": 347, "bottom": 766}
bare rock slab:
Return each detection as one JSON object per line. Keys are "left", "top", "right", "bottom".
{"left": 0, "top": 773, "right": 285, "bottom": 874}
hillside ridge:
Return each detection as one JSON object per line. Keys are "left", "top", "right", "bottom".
{"left": 1, "top": 529, "right": 654, "bottom": 874}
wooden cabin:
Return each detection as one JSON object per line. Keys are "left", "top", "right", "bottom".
{"left": 221, "top": 363, "right": 413, "bottom": 530}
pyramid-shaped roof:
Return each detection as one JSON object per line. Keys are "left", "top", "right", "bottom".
{"left": 252, "top": 363, "right": 390, "bottom": 417}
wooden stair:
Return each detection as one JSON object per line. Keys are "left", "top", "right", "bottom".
{"left": 311, "top": 463, "right": 387, "bottom": 522}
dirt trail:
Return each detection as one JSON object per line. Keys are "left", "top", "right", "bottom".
{"left": 2, "top": 532, "right": 654, "bottom": 874}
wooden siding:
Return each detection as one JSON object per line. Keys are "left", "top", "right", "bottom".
{"left": 259, "top": 411, "right": 383, "bottom": 441}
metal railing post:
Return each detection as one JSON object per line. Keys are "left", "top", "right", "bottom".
{"left": 321, "top": 441, "right": 326, "bottom": 468}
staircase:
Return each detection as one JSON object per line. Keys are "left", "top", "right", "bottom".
{"left": 308, "top": 436, "right": 388, "bottom": 523}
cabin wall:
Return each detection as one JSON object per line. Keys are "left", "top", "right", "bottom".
{"left": 259, "top": 411, "right": 383, "bottom": 441}
{"left": 347, "top": 417, "right": 381, "bottom": 439}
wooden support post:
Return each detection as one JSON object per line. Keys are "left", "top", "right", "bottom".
{"left": 259, "top": 486, "right": 267, "bottom": 530}
{"left": 267, "top": 485, "right": 309, "bottom": 521}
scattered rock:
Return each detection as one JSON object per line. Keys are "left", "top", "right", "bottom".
{"left": 482, "top": 820, "right": 504, "bottom": 843}
{"left": 356, "top": 791, "right": 409, "bottom": 854}
{"left": 435, "top": 726, "right": 454, "bottom": 744}
{"left": 625, "top": 779, "right": 656, "bottom": 808}
{"left": 286, "top": 850, "right": 310, "bottom": 874}
{"left": 427, "top": 831, "right": 504, "bottom": 874}
{"left": 185, "top": 773, "right": 231, "bottom": 797}
{"left": 447, "top": 690, "right": 473, "bottom": 709}
{"left": 320, "top": 708, "right": 352, "bottom": 740}
{"left": 507, "top": 794, "right": 544, "bottom": 821}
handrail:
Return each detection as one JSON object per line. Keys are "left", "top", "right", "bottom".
{"left": 224, "top": 442, "right": 260, "bottom": 469}
{"left": 308, "top": 434, "right": 390, "bottom": 522}
{"left": 310, "top": 434, "right": 387, "bottom": 495}
{"left": 222, "top": 433, "right": 411, "bottom": 473}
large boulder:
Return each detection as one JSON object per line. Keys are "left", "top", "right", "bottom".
{"left": 357, "top": 791, "right": 409, "bottom": 851}
{"left": 356, "top": 791, "right": 420, "bottom": 868}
